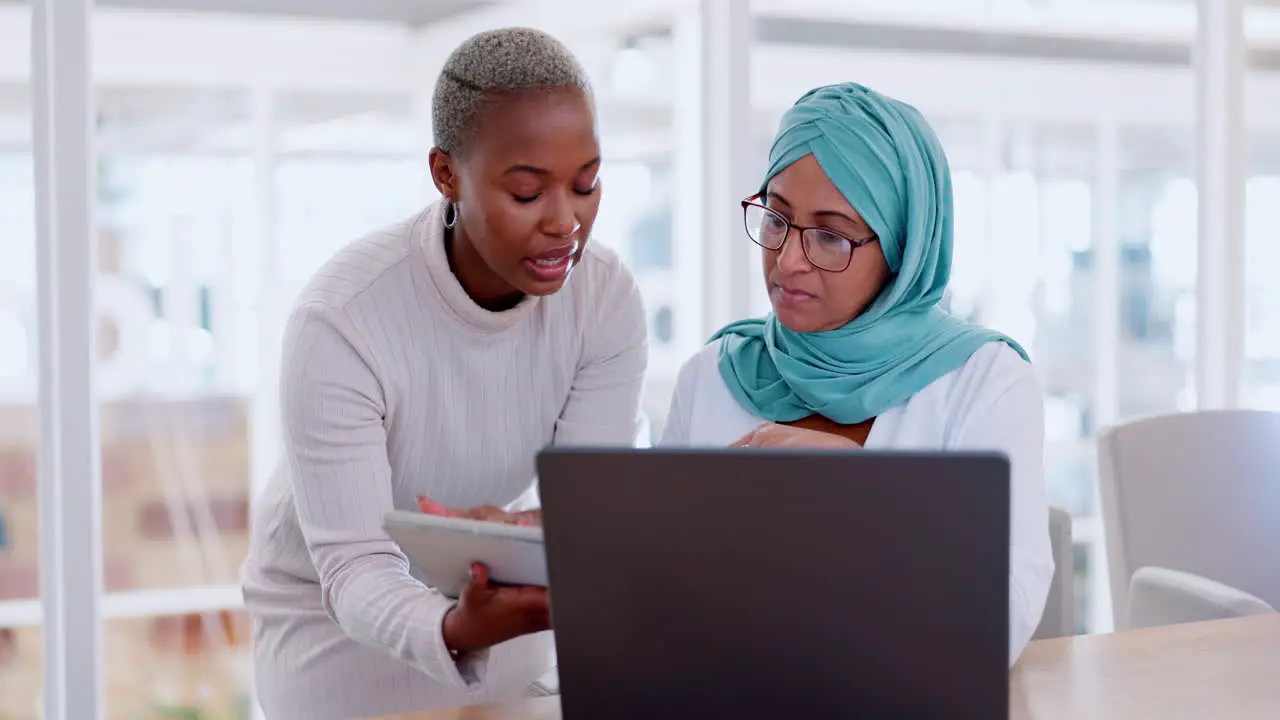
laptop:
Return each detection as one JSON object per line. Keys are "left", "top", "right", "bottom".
{"left": 536, "top": 448, "right": 1010, "bottom": 720}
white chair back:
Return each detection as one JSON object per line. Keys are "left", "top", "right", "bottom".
{"left": 1097, "top": 410, "right": 1280, "bottom": 629}
{"left": 1127, "top": 566, "right": 1275, "bottom": 629}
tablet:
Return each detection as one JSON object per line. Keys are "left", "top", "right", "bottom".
{"left": 382, "top": 510, "right": 547, "bottom": 598}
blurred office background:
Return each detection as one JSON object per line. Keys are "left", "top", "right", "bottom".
{"left": 0, "top": 0, "right": 1276, "bottom": 717}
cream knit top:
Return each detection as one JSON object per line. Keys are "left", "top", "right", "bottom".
{"left": 241, "top": 200, "right": 647, "bottom": 719}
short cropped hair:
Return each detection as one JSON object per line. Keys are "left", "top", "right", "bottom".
{"left": 432, "top": 27, "right": 593, "bottom": 155}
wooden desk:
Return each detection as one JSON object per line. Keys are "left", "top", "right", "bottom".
{"left": 378, "top": 614, "right": 1280, "bottom": 719}
{"left": 1009, "top": 613, "right": 1279, "bottom": 719}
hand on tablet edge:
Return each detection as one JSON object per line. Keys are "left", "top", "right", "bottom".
{"left": 417, "top": 496, "right": 541, "bottom": 527}
{"left": 442, "top": 562, "right": 551, "bottom": 656}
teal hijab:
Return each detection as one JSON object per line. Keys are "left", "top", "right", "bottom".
{"left": 713, "top": 82, "right": 1027, "bottom": 425}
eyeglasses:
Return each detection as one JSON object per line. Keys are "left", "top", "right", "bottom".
{"left": 741, "top": 194, "right": 878, "bottom": 273}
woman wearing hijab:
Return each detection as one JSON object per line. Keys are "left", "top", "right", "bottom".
{"left": 660, "top": 82, "right": 1054, "bottom": 664}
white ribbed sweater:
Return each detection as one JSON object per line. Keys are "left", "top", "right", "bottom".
{"left": 241, "top": 200, "right": 647, "bottom": 719}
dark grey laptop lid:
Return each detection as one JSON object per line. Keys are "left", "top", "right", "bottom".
{"left": 537, "top": 448, "right": 1010, "bottom": 720}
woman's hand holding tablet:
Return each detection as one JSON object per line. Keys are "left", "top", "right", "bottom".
{"left": 383, "top": 497, "right": 550, "bottom": 658}
{"left": 441, "top": 562, "right": 551, "bottom": 657}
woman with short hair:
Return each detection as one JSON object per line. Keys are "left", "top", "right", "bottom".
{"left": 242, "top": 28, "right": 647, "bottom": 718}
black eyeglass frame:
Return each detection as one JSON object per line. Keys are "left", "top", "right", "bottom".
{"left": 740, "top": 193, "right": 879, "bottom": 273}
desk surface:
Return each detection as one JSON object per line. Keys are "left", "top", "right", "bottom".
{"left": 377, "top": 614, "right": 1280, "bottom": 720}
